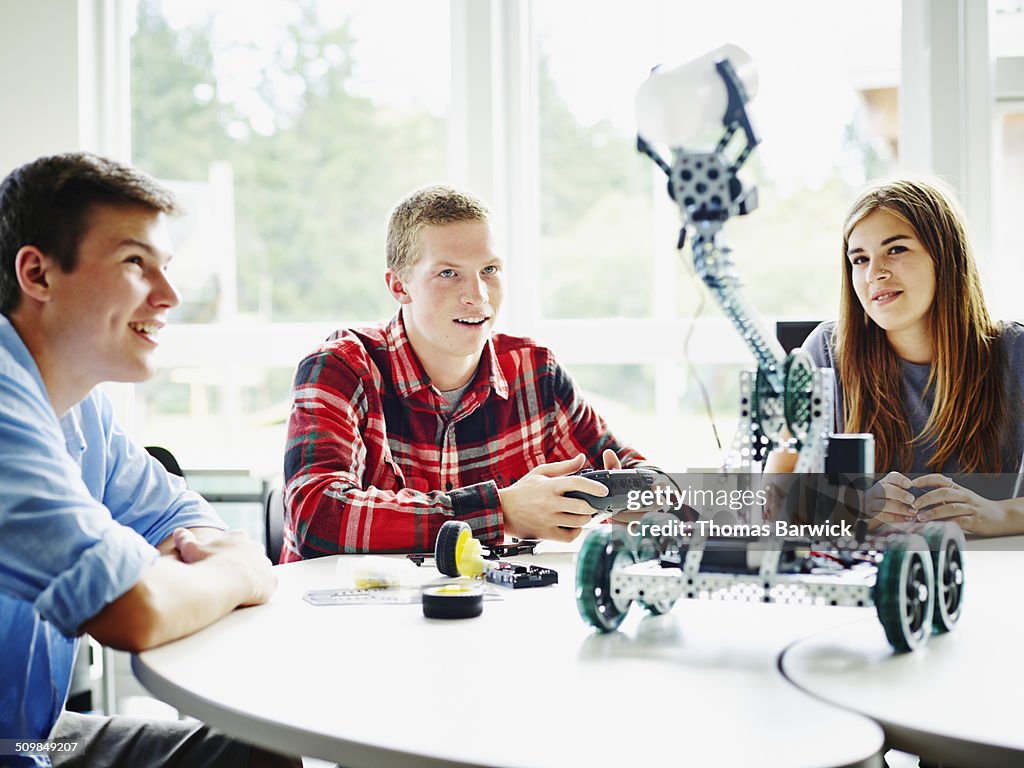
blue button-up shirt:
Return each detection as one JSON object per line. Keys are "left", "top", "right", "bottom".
{"left": 0, "top": 315, "right": 224, "bottom": 766}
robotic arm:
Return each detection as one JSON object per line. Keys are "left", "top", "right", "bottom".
{"left": 635, "top": 45, "right": 837, "bottom": 473}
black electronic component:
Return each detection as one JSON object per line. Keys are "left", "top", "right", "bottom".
{"left": 485, "top": 562, "right": 558, "bottom": 589}
{"left": 487, "top": 539, "right": 540, "bottom": 558}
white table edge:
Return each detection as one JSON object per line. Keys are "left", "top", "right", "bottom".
{"left": 131, "top": 652, "right": 490, "bottom": 768}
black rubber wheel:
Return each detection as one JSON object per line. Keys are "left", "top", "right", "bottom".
{"left": 921, "top": 522, "right": 965, "bottom": 633}
{"left": 874, "top": 533, "right": 934, "bottom": 652}
{"left": 576, "top": 527, "right": 635, "bottom": 632}
{"left": 435, "top": 520, "right": 470, "bottom": 577}
{"left": 422, "top": 585, "right": 484, "bottom": 619}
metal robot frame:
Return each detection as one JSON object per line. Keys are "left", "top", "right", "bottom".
{"left": 637, "top": 56, "right": 834, "bottom": 474}
{"left": 573, "top": 52, "right": 966, "bottom": 654}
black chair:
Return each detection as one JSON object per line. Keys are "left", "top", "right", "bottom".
{"left": 145, "top": 445, "right": 184, "bottom": 478}
{"left": 264, "top": 487, "right": 285, "bottom": 565}
{"left": 775, "top": 320, "right": 820, "bottom": 354}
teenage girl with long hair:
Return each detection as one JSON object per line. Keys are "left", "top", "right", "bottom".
{"left": 777, "top": 178, "right": 1024, "bottom": 535}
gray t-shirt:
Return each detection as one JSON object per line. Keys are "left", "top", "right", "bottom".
{"left": 802, "top": 320, "right": 1024, "bottom": 483}
{"left": 439, "top": 380, "right": 473, "bottom": 414}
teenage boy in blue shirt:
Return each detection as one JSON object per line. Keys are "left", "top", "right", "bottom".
{"left": 0, "top": 153, "right": 299, "bottom": 768}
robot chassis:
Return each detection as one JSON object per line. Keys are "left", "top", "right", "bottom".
{"left": 575, "top": 56, "right": 965, "bottom": 652}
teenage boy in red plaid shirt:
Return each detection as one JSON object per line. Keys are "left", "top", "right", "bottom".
{"left": 281, "top": 186, "right": 648, "bottom": 560}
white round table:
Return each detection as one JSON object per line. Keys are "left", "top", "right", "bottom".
{"left": 134, "top": 548, "right": 884, "bottom": 767}
{"left": 782, "top": 546, "right": 1024, "bottom": 767}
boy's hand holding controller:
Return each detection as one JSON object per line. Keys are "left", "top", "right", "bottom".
{"left": 565, "top": 466, "right": 659, "bottom": 527}
{"left": 497, "top": 453, "right": 611, "bottom": 542}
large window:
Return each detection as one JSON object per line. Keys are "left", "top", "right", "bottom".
{"left": 537, "top": 0, "right": 900, "bottom": 320}
{"left": 130, "top": 0, "right": 449, "bottom": 473}
{"left": 127, "top": 0, "right": 1018, "bottom": 475}
{"left": 534, "top": 0, "right": 900, "bottom": 468}
{"left": 992, "top": 1, "right": 1024, "bottom": 319}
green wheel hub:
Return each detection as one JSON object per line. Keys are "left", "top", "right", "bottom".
{"left": 752, "top": 367, "right": 785, "bottom": 441}
{"left": 576, "top": 527, "right": 636, "bottom": 632}
{"left": 921, "top": 522, "right": 966, "bottom": 633}
{"left": 875, "top": 533, "right": 935, "bottom": 652}
{"left": 783, "top": 350, "right": 815, "bottom": 446}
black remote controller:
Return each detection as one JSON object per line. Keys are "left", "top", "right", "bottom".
{"left": 565, "top": 469, "right": 658, "bottom": 513}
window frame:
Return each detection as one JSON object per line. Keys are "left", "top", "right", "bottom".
{"left": 28, "top": 0, "right": 1016, "bottom": 459}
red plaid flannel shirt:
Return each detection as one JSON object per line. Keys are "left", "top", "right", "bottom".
{"left": 282, "top": 314, "right": 645, "bottom": 559}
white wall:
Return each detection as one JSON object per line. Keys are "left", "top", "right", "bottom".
{"left": 0, "top": 0, "right": 84, "bottom": 174}
{"left": 0, "top": 0, "right": 131, "bottom": 176}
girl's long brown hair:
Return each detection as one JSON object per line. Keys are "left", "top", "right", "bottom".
{"left": 834, "top": 178, "right": 1005, "bottom": 472}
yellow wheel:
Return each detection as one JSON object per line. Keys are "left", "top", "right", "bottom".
{"left": 435, "top": 520, "right": 471, "bottom": 577}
